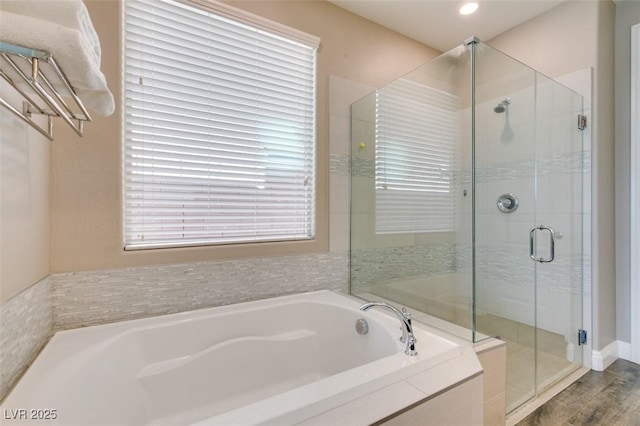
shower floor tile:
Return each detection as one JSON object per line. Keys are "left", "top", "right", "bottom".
{"left": 504, "top": 340, "right": 578, "bottom": 412}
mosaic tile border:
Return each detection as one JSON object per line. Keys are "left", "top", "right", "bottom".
{"left": 350, "top": 243, "right": 456, "bottom": 292}
{"left": 0, "top": 276, "right": 52, "bottom": 401}
{"left": 349, "top": 151, "right": 588, "bottom": 190}
{"left": 330, "top": 153, "right": 350, "bottom": 176}
{"left": 52, "top": 252, "right": 349, "bottom": 331}
{"left": 351, "top": 157, "right": 374, "bottom": 178}
{"left": 455, "top": 244, "right": 587, "bottom": 294}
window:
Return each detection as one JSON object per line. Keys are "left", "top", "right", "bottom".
{"left": 123, "top": 0, "right": 318, "bottom": 249}
{"left": 375, "top": 78, "right": 457, "bottom": 234}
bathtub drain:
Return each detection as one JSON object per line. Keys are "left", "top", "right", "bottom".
{"left": 355, "top": 318, "right": 369, "bottom": 335}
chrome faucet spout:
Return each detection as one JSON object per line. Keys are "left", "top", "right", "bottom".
{"left": 359, "top": 301, "right": 417, "bottom": 356}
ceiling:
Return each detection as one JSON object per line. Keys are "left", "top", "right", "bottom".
{"left": 328, "top": 0, "right": 568, "bottom": 52}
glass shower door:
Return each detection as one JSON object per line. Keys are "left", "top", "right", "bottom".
{"left": 532, "top": 73, "right": 584, "bottom": 394}
{"left": 473, "top": 41, "right": 585, "bottom": 412}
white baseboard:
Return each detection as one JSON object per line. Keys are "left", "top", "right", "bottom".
{"left": 618, "top": 341, "right": 632, "bottom": 361}
{"left": 592, "top": 341, "right": 618, "bottom": 371}
{"left": 591, "top": 340, "right": 632, "bottom": 370}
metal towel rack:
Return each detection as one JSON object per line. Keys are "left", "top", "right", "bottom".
{"left": 0, "top": 41, "right": 91, "bottom": 140}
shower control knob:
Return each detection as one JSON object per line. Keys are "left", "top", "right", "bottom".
{"left": 497, "top": 193, "right": 519, "bottom": 213}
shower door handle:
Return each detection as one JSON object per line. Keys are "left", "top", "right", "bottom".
{"left": 529, "top": 225, "right": 555, "bottom": 263}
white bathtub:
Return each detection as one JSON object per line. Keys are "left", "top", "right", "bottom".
{"left": 1, "top": 291, "right": 482, "bottom": 425}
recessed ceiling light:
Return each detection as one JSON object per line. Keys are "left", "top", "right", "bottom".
{"left": 459, "top": 2, "right": 479, "bottom": 15}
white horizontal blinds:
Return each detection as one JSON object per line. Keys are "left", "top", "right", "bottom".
{"left": 124, "top": 0, "right": 317, "bottom": 249}
{"left": 375, "top": 78, "right": 457, "bottom": 234}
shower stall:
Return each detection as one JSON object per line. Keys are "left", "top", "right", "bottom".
{"left": 349, "top": 38, "right": 588, "bottom": 413}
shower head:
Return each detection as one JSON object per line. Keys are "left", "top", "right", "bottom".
{"left": 493, "top": 98, "right": 511, "bottom": 113}
{"left": 495, "top": 97, "right": 514, "bottom": 141}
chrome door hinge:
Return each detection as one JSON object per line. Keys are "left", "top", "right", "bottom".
{"left": 578, "top": 115, "right": 587, "bottom": 130}
{"left": 578, "top": 329, "right": 587, "bottom": 345}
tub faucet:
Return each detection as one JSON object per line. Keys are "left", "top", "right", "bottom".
{"left": 359, "top": 302, "right": 417, "bottom": 356}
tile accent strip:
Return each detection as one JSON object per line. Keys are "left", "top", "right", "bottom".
{"left": 0, "top": 276, "right": 52, "bottom": 401}
{"left": 52, "top": 252, "right": 349, "bottom": 331}
{"left": 330, "top": 153, "right": 350, "bottom": 176}
{"left": 351, "top": 157, "right": 374, "bottom": 178}
{"left": 350, "top": 243, "right": 456, "bottom": 292}
{"left": 463, "top": 151, "right": 590, "bottom": 184}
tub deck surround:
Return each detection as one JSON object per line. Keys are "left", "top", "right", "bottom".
{"left": 1, "top": 291, "right": 482, "bottom": 425}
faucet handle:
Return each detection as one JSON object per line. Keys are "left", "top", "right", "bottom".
{"left": 401, "top": 307, "right": 411, "bottom": 321}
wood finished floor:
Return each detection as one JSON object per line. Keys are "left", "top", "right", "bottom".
{"left": 516, "top": 359, "right": 640, "bottom": 426}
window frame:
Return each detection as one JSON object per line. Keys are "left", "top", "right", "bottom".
{"left": 121, "top": 0, "right": 320, "bottom": 251}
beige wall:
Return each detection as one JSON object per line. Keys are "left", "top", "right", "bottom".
{"left": 49, "top": 0, "right": 439, "bottom": 273}
{"left": 488, "top": 0, "right": 617, "bottom": 350}
{"left": 614, "top": 0, "right": 640, "bottom": 343}
{"left": 595, "top": 0, "right": 617, "bottom": 351}
{"left": 0, "top": 82, "right": 50, "bottom": 302}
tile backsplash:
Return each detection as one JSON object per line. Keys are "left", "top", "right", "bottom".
{"left": 0, "top": 276, "right": 51, "bottom": 401}
{"left": 52, "top": 252, "right": 348, "bottom": 331}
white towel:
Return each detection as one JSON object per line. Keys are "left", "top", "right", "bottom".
{"left": 1, "top": 0, "right": 101, "bottom": 62}
{"left": 0, "top": 7, "right": 114, "bottom": 116}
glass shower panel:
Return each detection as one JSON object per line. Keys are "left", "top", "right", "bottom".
{"left": 350, "top": 46, "right": 474, "bottom": 341}
{"left": 472, "top": 41, "right": 538, "bottom": 410}
{"left": 533, "top": 73, "right": 584, "bottom": 393}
